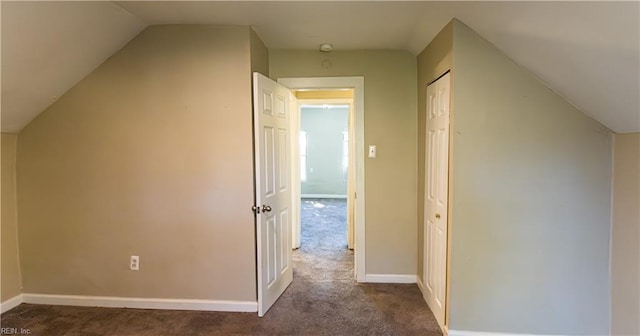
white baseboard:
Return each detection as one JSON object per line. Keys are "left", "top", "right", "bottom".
{"left": 1, "top": 294, "right": 24, "bottom": 313}
{"left": 21, "top": 293, "right": 257, "bottom": 312}
{"left": 364, "top": 274, "right": 416, "bottom": 283}
{"left": 448, "top": 331, "right": 570, "bottom": 336}
{"left": 301, "top": 194, "right": 347, "bottom": 199}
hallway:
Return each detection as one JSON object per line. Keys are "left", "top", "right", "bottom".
{"left": 258, "top": 197, "right": 443, "bottom": 335}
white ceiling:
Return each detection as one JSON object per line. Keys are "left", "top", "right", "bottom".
{"left": 2, "top": 1, "right": 638, "bottom": 133}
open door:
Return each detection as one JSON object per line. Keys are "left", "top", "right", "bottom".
{"left": 253, "top": 72, "right": 295, "bottom": 316}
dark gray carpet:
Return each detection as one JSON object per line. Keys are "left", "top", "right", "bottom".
{"left": 1, "top": 198, "right": 442, "bottom": 335}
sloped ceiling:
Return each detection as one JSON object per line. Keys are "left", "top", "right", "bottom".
{"left": 1, "top": 1, "right": 145, "bottom": 133}
{"left": 2, "top": 1, "right": 638, "bottom": 133}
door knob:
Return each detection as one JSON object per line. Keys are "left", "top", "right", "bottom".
{"left": 262, "top": 205, "right": 272, "bottom": 212}
{"left": 435, "top": 213, "right": 441, "bottom": 219}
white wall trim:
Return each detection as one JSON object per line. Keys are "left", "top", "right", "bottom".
{"left": 278, "top": 76, "right": 366, "bottom": 282}
{"left": 301, "top": 194, "right": 347, "bottom": 199}
{"left": 365, "top": 274, "right": 416, "bottom": 283}
{"left": 448, "top": 331, "right": 571, "bottom": 336}
{"left": 1, "top": 294, "right": 23, "bottom": 313}
{"left": 21, "top": 294, "right": 257, "bottom": 312}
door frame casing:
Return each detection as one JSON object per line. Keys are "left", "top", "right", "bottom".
{"left": 278, "top": 77, "right": 365, "bottom": 282}
{"left": 296, "top": 99, "right": 354, "bottom": 250}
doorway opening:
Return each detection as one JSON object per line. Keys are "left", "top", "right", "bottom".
{"left": 295, "top": 96, "right": 354, "bottom": 280}
{"left": 278, "top": 76, "right": 365, "bottom": 282}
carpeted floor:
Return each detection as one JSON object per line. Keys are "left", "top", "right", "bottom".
{"left": 1, "top": 198, "right": 442, "bottom": 335}
{"left": 295, "top": 198, "right": 353, "bottom": 282}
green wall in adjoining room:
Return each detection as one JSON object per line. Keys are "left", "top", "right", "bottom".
{"left": 300, "top": 106, "right": 349, "bottom": 197}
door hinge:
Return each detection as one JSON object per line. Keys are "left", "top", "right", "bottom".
{"left": 252, "top": 205, "right": 261, "bottom": 214}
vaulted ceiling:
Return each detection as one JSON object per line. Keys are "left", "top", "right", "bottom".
{"left": 2, "top": 1, "right": 638, "bottom": 133}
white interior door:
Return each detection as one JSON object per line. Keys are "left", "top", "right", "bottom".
{"left": 254, "top": 72, "right": 294, "bottom": 317}
{"left": 423, "top": 72, "right": 450, "bottom": 327}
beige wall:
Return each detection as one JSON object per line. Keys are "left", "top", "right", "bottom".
{"left": 1, "top": 133, "right": 22, "bottom": 302}
{"left": 270, "top": 50, "right": 418, "bottom": 275}
{"left": 448, "top": 20, "right": 612, "bottom": 334}
{"left": 416, "top": 20, "right": 453, "bottom": 284}
{"left": 16, "top": 25, "right": 260, "bottom": 301}
{"left": 611, "top": 133, "right": 640, "bottom": 336}
{"left": 250, "top": 28, "right": 269, "bottom": 76}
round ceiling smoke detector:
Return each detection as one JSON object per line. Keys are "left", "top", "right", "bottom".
{"left": 319, "top": 43, "right": 333, "bottom": 52}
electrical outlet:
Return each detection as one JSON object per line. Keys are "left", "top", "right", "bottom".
{"left": 368, "top": 145, "right": 377, "bottom": 158}
{"left": 130, "top": 255, "right": 139, "bottom": 271}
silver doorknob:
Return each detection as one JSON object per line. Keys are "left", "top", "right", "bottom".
{"left": 435, "top": 213, "right": 441, "bottom": 219}
{"left": 262, "top": 205, "right": 272, "bottom": 212}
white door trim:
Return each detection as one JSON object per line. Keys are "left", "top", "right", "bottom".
{"left": 278, "top": 76, "right": 366, "bottom": 282}
{"left": 297, "top": 98, "right": 354, "bottom": 250}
